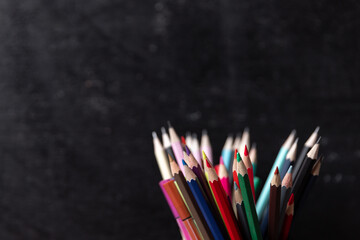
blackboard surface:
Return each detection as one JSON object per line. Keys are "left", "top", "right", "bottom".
{"left": 0, "top": 0, "right": 358, "bottom": 239}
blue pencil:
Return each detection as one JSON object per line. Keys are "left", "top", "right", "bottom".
{"left": 183, "top": 163, "right": 225, "bottom": 240}
{"left": 256, "top": 130, "right": 296, "bottom": 221}
{"left": 279, "top": 139, "right": 298, "bottom": 179}
{"left": 221, "top": 135, "right": 233, "bottom": 173}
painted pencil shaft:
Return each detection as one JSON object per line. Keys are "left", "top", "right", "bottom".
{"left": 187, "top": 178, "right": 225, "bottom": 240}
{"left": 184, "top": 218, "right": 202, "bottom": 240}
{"left": 237, "top": 154, "right": 262, "bottom": 240}
{"left": 268, "top": 185, "right": 280, "bottom": 240}
{"left": 160, "top": 179, "right": 191, "bottom": 240}
{"left": 279, "top": 194, "right": 294, "bottom": 240}
{"left": 237, "top": 173, "right": 262, "bottom": 240}
{"left": 209, "top": 180, "right": 243, "bottom": 240}
{"left": 174, "top": 170, "right": 213, "bottom": 240}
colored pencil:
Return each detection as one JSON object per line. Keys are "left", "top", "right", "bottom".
{"left": 221, "top": 135, "right": 234, "bottom": 173}
{"left": 183, "top": 147, "right": 228, "bottom": 236}
{"left": 254, "top": 176, "right": 262, "bottom": 197}
{"left": 279, "top": 194, "right": 294, "bottom": 240}
{"left": 183, "top": 147, "right": 216, "bottom": 207}
{"left": 268, "top": 167, "right": 281, "bottom": 240}
{"left": 233, "top": 133, "right": 241, "bottom": 152}
{"left": 292, "top": 127, "right": 319, "bottom": 183}
{"left": 249, "top": 143, "right": 257, "bottom": 176}
{"left": 185, "top": 132, "right": 193, "bottom": 151}
{"left": 232, "top": 149, "right": 240, "bottom": 189}
{"left": 152, "top": 131, "right": 172, "bottom": 179}
{"left": 297, "top": 156, "right": 323, "bottom": 211}
{"left": 218, "top": 156, "right": 231, "bottom": 198}
{"left": 159, "top": 179, "right": 191, "bottom": 240}
{"left": 170, "top": 156, "right": 213, "bottom": 240}
{"left": 236, "top": 152, "right": 262, "bottom": 240}
{"left": 233, "top": 182, "right": 252, "bottom": 240}
{"left": 256, "top": 130, "right": 295, "bottom": 220}
{"left": 243, "top": 145, "right": 255, "bottom": 202}
{"left": 163, "top": 179, "right": 202, "bottom": 240}
{"left": 203, "top": 152, "right": 243, "bottom": 240}
{"left": 183, "top": 164, "right": 225, "bottom": 240}
{"left": 239, "top": 127, "right": 250, "bottom": 159}
{"left": 201, "top": 130, "right": 213, "bottom": 164}
{"left": 192, "top": 133, "right": 202, "bottom": 168}
{"left": 279, "top": 139, "right": 297, "bottom": 180}
{"left": 168, "top": 122, "right": 185, "bottom": 171}
{"left": 292, "top": 141, "right": 319, "bottom": 204}
{"left": 279, "top": 166, "right": 293, "bottom": 232}
{"left": 161, "top": 127, "right": 176, "bottom": 162}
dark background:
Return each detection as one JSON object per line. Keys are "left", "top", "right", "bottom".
{"left": 0, "top": 0, "right": 358, "bottom": 239}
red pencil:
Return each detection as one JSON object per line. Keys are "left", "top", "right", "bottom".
{"left": 203, "top": 152, "right": 243, "bottom": 240}
{"left": 243, "top": 145, "right": 255, "bottom": 202}
{"left": 280, "top": 193, "right": 294, "bottom": 240}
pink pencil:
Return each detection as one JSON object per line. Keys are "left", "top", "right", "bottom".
{"left": 218, "top": 156, "right": 231, "bottom": 200}
{"left": 201, "top": 129, "right": 213, "bottom": 164}
{"left": 159, "top": 179, "right": 191, "bottom": 240}
{"left": 168, "top": 122, "right": 184, "bottom": 171}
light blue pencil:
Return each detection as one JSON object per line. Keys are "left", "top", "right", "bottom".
{"left": 255, "top": 130, "right": 296, "bottom": 221}
{"left": 221, "top": 135, "right": 233, "bottom": 172}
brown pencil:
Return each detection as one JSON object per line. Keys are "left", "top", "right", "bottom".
{"left": 268, "top": 167, "right": 281, "bottom": 240}
{"left": 163, "top": 179, "right": 202, "bottom": 240}
{"left": 169, "top": 155, "right": 213, "bottom": 240}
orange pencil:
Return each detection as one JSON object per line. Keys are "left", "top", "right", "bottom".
{"left": 163, "top": 180, "right": 202, "bottom": 240}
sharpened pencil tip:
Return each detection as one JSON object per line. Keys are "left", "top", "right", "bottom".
{"left": 167, "top": 121, "right": 172, "bottom": 128}
{"left": 236, "top": 152, "right": 242, "bottom": 162}
{"left": 316, "top": 136, "right": 321, "bottom": 144}
{"left": 152, "top": 131, "right": 157, "bottom": 139}
{"left": 219, "top": 156, "right": 224, "bottom": 165}
{"left": 185, "top": 145, "right": 191, "bottom": 156}
{"left": 161, "top": 127, "right": 166, "bottom": 135}
{"left": 291, "top": 129, "right": 296, "bottom": 136}
{"left": 234, "top": 181, "right": 238, "bottom": 190}
{"left": 182, "top": 159, "right": 187, "bottom": 166}
{"left": 168, "top": 154, "right": 174, "bottom": 162}
{"left": 202, "top": 129, "right": 208, "bottom": 135}
{"left": 294, "top": 138, "right": 299, "bottom": 144}
{"left": 234, "top": 149, "right": 238, "bottom": 159}
{"left": 287, "top": 166, "right": 293, "bottom": 174}
{"left": 244, "top": 145, "right": 249, "bottom": 156}
{"left": 275, "top": 166, "right": 279, "bottom": 174}
{"left": 181, "top": 136, "right": 186, "bottom": 145}
{"left": 192, "top": 133, "right": 197, "bottom": 139}
{"left": 315, "top": 126, "right": 320, "bottom": 133}
{"left": 289, "top": 193, "right": 295, "bottom": 204}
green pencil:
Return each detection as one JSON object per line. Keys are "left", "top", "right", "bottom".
{"left": 236, "top": 152, "right": 263, "bottom": 240}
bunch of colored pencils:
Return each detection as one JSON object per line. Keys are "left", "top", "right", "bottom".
{"left": 153, "top": 122, "right": 323, "bottom": 240}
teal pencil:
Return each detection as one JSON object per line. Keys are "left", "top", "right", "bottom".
{"left": 221, "top": 135, "right": 234, "bottom": 173}
{"left": 256, "top": 130, "right": 296, "bottom": 220}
